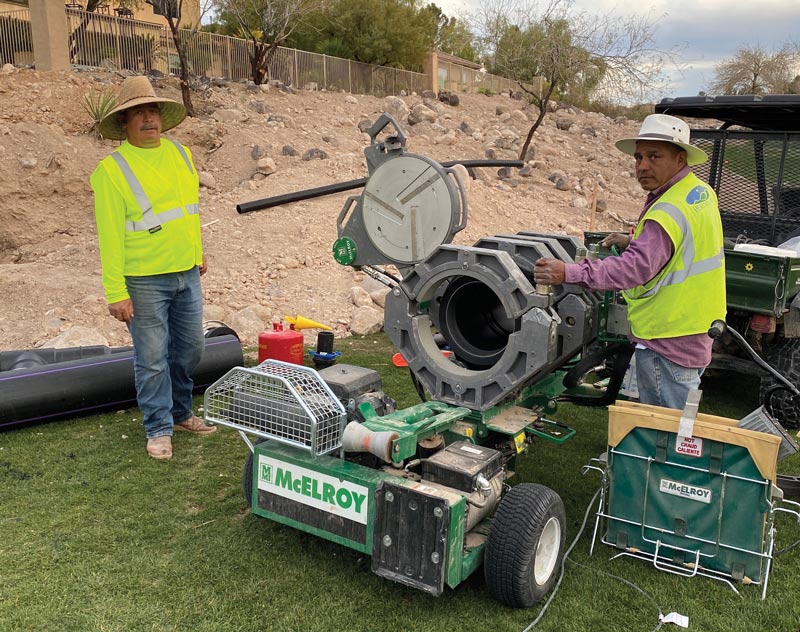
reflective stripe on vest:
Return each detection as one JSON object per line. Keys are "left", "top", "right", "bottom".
{"left": 112, "top": 140, "right": 198, "bottom": 233}
{"left": 632, "top": 201, "right": 724, "bottom": 299}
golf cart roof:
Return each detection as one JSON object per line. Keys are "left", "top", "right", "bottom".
{"left": 655, "top": 95, "right": 800, "bottom": 132}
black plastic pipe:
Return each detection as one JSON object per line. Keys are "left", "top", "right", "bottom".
{"left": 0, "top": 346, "right": 132, "bottom": 371}
{"left": 236, "top": 159, "right": 525, "bottom": 214}
{"left": 0, "top": 334, "right": 244, "bottom": 431}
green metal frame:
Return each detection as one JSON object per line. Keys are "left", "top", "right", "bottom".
{"left": 726, "top": 250, "right": 800, "bottom": 316}
{"left": 251, "top": 439, "right": 488, "bottom": 590}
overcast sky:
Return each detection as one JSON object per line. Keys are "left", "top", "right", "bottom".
{"left": 433, "top": 0, "right": 800, "bottom": 100}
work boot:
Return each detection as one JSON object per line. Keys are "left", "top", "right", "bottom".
{"left": 147, "top": 436, "right": 173, "bottom": 460}
{"left": 174, "top": 415, "right": 217, "bottom": 435}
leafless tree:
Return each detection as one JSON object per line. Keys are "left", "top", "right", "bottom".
{"left": 471, "top": 0, "right": 680, "bottom": 160}
{"left": 146, "top": 1, "right": 195, "bottom": 115}
{"left": 212, "top": 0, "right": 328, "bottom": 85}
{"left": 709, "top": 44, "right": 800, "bottom": 95}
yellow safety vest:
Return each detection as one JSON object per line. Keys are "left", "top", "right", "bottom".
{"left": 623, "top": 172, "right": 726, "bottom": 339}
{"left": 91, "top": 140, "right": 202, "bottom": 303}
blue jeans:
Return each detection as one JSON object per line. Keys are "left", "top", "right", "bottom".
{"left": 126, "top": 267, "right": 204, "bottom": 439}
{"left": 634, "top": 347, "right": 702, "bottom": 411}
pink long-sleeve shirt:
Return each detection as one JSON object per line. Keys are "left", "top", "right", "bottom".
{"left": 564, "top": 167, "right": 713, "bottom": 368}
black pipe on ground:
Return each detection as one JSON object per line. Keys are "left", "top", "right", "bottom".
{"left": 0, "top": 334, "right": 243, "bottom": 431}
{"left": 0, "top": 346, "right": 132, "bottom": 371}
{"left": 236, "top": 159, "right": 525, "bottom": 214}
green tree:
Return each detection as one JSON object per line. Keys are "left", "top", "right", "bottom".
{"left": 709, "top": 44, "right": 800, "bottom": 95}
{"left": 421, "top": 3, "right": 478, "bottom": 61}
{"left": 286, "top": 0, "right": 437, "bottom": 71}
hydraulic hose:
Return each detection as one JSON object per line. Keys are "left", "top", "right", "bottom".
{"left": 708, "top": 319, "right": 800, "bottom": 395}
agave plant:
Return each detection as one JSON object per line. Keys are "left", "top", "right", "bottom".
{"left": 81, "top": 86, "right": 117, "bottom": 138}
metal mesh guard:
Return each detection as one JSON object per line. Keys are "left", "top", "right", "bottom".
{"left": 204, "top": 359, "right": 346, "bottom": 456}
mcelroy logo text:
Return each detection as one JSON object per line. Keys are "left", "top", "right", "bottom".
{"left": 258, "top": 455, "right": 369, "bottom": 524}
{"left": 659, "top": 478, "right": 712, "bottom": 504}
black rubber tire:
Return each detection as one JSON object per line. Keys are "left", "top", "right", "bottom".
{"left": 759, "top": 338, "right": 800, "bottom": 429}
{"left": 777, "top": 474, "right": 800, "bottom": 498}
{"left": 484, "top": 483, "right": 566, "bottom": 608}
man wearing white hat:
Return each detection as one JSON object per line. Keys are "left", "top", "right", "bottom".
{"left": 91, "top": 76, "right": 216, "bottom": 460}
{"left": 535, "top": 113, "right": 726, "bottom": 409}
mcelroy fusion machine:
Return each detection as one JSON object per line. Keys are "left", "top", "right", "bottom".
{"left": 204, "top": 114, "right": 799, "bottom": 606}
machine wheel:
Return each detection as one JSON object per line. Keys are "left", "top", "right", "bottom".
{"left": 759, "top": 338, "right": 800, "bottom": 429}
{"left": 484, "top": 483, "right": 566, "bottom": 608}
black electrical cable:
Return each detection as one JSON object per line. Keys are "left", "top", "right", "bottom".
{"left": 775, "top": 537, "right": 800, "bottom": 556}
{"left": 522, "top": 489, "right": 603, "bottom": 631}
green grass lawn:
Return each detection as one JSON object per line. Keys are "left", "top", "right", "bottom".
{"left": 2, "top": 334, "right": 799, "bottom": 632}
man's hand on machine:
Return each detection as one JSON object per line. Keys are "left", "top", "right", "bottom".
{"left": 600, "top": 232, "right": 631, "bottom": 249}
{"left": 534, "top": 258, "right": 566, "bottom": 285}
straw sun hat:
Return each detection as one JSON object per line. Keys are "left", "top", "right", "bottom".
{"left": 615, "top": 113, "right": 708, "bottom": 166}
{"left": 98, "top": 75, "right": 187, "bottom": 140}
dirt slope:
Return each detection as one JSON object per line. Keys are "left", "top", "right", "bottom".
{"left": 0, "top": 67, "right": 644, "bottom": 351}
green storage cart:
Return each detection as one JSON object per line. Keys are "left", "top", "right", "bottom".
{"left": 586, "top": 401, "right": 799, "bottom": 597}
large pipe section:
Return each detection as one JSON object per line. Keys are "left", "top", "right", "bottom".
{"left": 383, "top": 232, "right": 600, "bottom": 410}
{"left": 0, "top": 333, "right": 244, "bottom": 431}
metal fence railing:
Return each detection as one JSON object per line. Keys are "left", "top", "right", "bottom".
{"left": 60, "top": 8, "right": 429, "bottom": 96}
{"left": 1, "top": 7, "right": 510, "bottom": 100}
{"left": 438, "top": 59, "right": 542, "bottom": 96}
{"left": 0, "top": 8, "right": 32, "bottom": 66}
{"left": 66, "top": 8, "right": 165, "bottom": 70}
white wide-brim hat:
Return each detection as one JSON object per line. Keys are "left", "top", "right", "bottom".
{"left": 615, "top": 113, "right": 707, "bottom": 166}
{"left": 98, "top": 75, "right": 187, "bottom": 141}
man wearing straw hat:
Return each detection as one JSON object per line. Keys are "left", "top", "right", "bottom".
{"left": 91, "top": 76, "right": 215, "bottom": 461}
{"left": 534, "top": 113, "right": 726, "bottom": 410}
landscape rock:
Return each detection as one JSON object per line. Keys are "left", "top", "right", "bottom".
{"left": 350, "top": 306, "right": 383, "bottom": 335}
{"left": 256, "top": 157, "right": 277, "bottom": 175}
{"left": 42, "top": 326, "right": 108, "bottom": 348}
{"left": 301, "top": 148, "right": 328, "bottom": 161}
{"left": 407, "top": 103, "right": 438, "bottom": 125}
{"left": 199, "top": 171, "right": 216, "bottom": 189}
{"left": 383, "top": 96, "right": 408, "bottom": 120}
{"left": 350, "top": 286, "right": 374, "bottom": 308}
{"left": 228, "top": 307, "right": 266, "bottom": 345}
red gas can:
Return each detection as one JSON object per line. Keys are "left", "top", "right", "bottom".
{"left": 258, "top": 323, "right": 304, "bottom": 365}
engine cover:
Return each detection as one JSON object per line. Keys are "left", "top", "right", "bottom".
{"left": 421, "top": 441, "right": 502, "bottom": 493}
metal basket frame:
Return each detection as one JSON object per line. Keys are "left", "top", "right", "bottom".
{"left": 583, "top": 454, "right": 800, "bottom": 599}
{"left": 204, "top": 360, "right": 346, "bottom": 457}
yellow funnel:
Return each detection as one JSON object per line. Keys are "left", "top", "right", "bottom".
{"left": 285, "top": 315, "right": 331, "bottom": 331}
